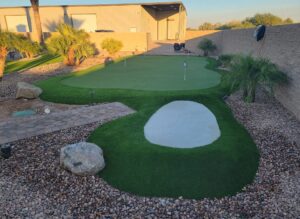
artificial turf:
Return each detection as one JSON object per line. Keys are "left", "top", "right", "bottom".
{"left": 4, "top": 54, "right": 62, "bottom": 74}
{"left": 36, "top": 56, "right": 259, "bottom": 199}
{"left": 61, "top": 55, "right": 221, "bottom": 91}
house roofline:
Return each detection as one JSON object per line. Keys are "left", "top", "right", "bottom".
{"left": 0, "top": 1, "right": 185, "bottom": 9}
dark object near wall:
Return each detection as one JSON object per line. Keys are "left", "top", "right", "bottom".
{"left": 254, "top": 25, "right": 266, "bottom": 42}
{"left": 1, "top": 145, "right": 12, "bottom": 159}
{"left": 174, "top": 43, "right": 181, "bottom": 51}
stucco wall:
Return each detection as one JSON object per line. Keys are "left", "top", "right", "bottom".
{"left": 0, "top": 5, "right": 142, "bottom": 33}
{"left": 178, "top": 6, "right": 187, "bottom": 40}
{"left": 186, "top": 24, "right": 300, "bottom": 120}
{"left": 157, "top": 10, "right": 179, "bottom": 40}
{"left": 0, "top": 4, "right": 187, "bottom": 42}
{"left": 141, "top": 7, "right": 158, "bottom": 40}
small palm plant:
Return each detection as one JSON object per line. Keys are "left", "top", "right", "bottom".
{"left": 14, "top": 35, "right": 40, "bottom": 58}
{"left": 228, "top": 55, "right": 288, "bottom": 102}
{"left": 46, "top": 24, "right": 95, "bottom": 66}
{"left": 0, "top": 31, "right": 39, "bottom": 81}
{"left": 198, "top": 38, "right": 216, "bottom": 56}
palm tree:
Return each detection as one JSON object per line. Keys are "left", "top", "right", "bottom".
{"left": 0, "top": 31, "right": 39, "bottom": 80}
{"left": 46, "top": 24, "right": 95, "bottom": 66}
{"left": 228, "top": 55, "right": 288, "bottom": 102}
{"left": 198, "top": 38, "right": 216, "bottom": 56}
{"left": 30, "top": 0, "right": 43, "bottom": 44}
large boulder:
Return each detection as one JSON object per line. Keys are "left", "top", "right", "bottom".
{"left": 16, "top": 82, "right": 42, "bottom": 99}
{"left": 60, "top": 142, "right": 105, "bottom": 176}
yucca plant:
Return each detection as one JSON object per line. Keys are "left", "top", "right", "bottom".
{"left": 46, "top": 24, "right": 95, "bottom": 66}
{"left": 228, "top": 55, "right": 288, "bottom": 102}
{"left": 0, "top": 31, "right": 38, "bottom": 80}
{"left": 198, "top": 38, "right": 216, "bottom": 56}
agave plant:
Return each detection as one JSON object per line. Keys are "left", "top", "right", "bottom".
{"left": 46, "top": 24, "right": 95, "bottom": 66}
{"left": 0, "top": 31, "right": 39, "bottom": 80}
{"left": 228, "top": 55, "right": 288, "bottom": 102}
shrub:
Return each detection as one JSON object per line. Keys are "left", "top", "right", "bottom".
{"left": 218, "top": 54, "right": 234, "bottom": 68}
{"left": 228, "top": 55, "right": 288, "bottom": 102}
{"left": 46, "top": 24, "right": 95, "bottom": 66}
{"left": 101, "top": 38, "right": 123, "bottom": 56}
{"left": 15, "top": 35, "right": 40, "bottom": 58}
{"left": 198, "top": 38, "right": 216, "bottom": 56}
{"left": 0, "top": 31, "right": 39, "bottom": 80}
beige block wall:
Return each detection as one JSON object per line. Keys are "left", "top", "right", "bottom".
{"left": 88, "top": 32, "right": 149, "bottom": 52}
{"left": 17, "top": 31, "right": 149, "bottom": 53}
{"left": 185, "top": 30, "right": 220, "bottom": 41}
{"left": 186, "top": 24, "right": 300, "bottom": 120}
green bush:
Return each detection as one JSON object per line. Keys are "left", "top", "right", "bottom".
{"left": 101, "top": 38, "right": 123, "bottom": 56}
{"left": 218, "top": 54, "right": 234, "bottom": 68}
{"left": 46, "top": 24, "right": 95, "bottom": 66}
{"left": 15, "top": 35, "right": 40, "bottom": 58}
{"left": 228, "top": 55, "right": 288, "bottom": 102}
{"left": 198, "top": 38, "right": 216, "bottom": 56}
{"left": 0, "top": 31, "right": 40, "bottom": 80}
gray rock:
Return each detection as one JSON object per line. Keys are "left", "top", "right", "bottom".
{"left": 16, "top": 82, "right": 42, "bottom": 99}
{"left": 60, "top": 142, "right": 105, "bottom": 176}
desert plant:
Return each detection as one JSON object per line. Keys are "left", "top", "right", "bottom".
{"left": 15, "top": 35, "right": 40, "bottom": 58}
{"left": 0, "top": 31, "right": 38, "bottom": 80}
{"left": 101, "top": 38, "right": 123, "bottom": 56}
{"left": 46, "top": 24, "right": 95, "bottom": 65}
{"left": 218, "top": 54, "right": 234, "bottom": 68}
{"left": 198, "top": 38, "right": 216, "bottom": 56}
{"left": 228, "top": 55, "right": 288, "bottom": 102}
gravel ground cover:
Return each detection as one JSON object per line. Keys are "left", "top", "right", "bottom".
{"left": 0, "top": 56, "right": 106, "bottom": 101}
{"left": 1, "top": 88, "right": 299, "bottom": 218}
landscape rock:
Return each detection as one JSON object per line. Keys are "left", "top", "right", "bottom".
{"left": 60, "top": 142, "right": 105, "bottom": 176}
{"left": 16, "top": 82, "right": 42, "bottom": 99}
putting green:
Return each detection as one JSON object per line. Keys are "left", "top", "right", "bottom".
{"left": 37, "top": 57, "right": 259, "bottom": 199}
{"left": 62, "top": 56, "right": 221, "bottom": 91}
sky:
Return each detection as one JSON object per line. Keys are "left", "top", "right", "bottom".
{"left": 1, "top": 0, "right": 300, "bottom": 28}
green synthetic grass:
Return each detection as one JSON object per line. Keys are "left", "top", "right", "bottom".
{"left": 62, "top": 55, "right": 221, "bottom": 91}
{"left": 4, "top": 54, "right": 62, "bottom": 74}
{"left": 36, "top": 56, "right": 259, "bottom": 199}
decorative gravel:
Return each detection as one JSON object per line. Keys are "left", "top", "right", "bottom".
{"left": 0, "top": 56, "right": 106, "bottom": 101}
{"left": 1, "top": 88, "right": 300, "bottom": 218}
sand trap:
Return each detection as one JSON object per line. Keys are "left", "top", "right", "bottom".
{"left": 144, "top": 101, "right": 221, "bottom": 148}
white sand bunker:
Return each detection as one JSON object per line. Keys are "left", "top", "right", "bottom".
{"left": 144, "top": 101, "right": 221, "bottom": 148}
